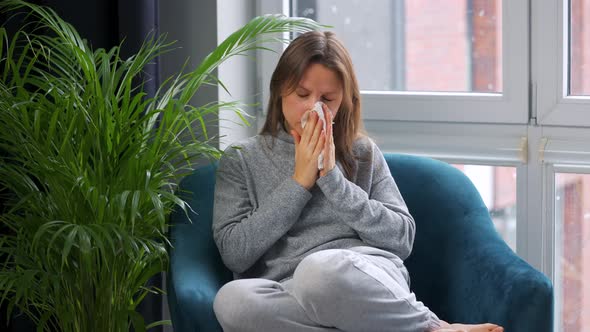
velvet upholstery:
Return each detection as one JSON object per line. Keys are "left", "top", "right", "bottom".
{"left": 167, "top": 154, "right": 553, "bottom": 332}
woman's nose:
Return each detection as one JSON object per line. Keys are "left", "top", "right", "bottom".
{"left": 306, "top": 98, "right": 320, "bottom": 110}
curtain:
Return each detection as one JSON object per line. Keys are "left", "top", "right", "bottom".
{"left": 0, "top": 1, "right": 163, "bottom": 331}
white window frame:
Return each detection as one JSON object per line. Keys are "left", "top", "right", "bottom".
{"left": 539, "top": 125, "right": 590, "bottom": 332}
{"left": 533, "top": 0, "right": 590, "bottom": 127}
{"left": 543, "top": 162, "right": 559, "bottom": 332}
{"left": 258, "top": 0, "right": 529, "bottom": 124}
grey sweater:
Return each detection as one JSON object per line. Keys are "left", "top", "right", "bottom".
{"left": 212, "top": 129, "right": 416, "bottom": 282}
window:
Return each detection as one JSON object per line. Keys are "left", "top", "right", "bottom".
{"left": 293, "top": 0, "right": 502, "bottom": 93}
{"left": 286, "top": 0, "right": 526, "bottom": 124}
{"left": 569, "top": 0, "right": 590, "bottom": 96}
{"left": 535, "top": 0, "right": 590, "bottom": 126}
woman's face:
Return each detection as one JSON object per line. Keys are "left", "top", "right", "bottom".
{"left": 281, "top": 63, "right": 343, "bottom": 136}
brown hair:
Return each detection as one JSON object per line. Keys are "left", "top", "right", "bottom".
{"left": 260, "top": 31, "right": 364, "bottom": 179}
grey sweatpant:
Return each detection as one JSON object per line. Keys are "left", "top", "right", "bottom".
{"left": 213, "top": 246, "right": 442, "bottom": 332}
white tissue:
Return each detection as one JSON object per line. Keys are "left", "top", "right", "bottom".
{"left": 300, "top": 101, "right": 326, "bottom": 170}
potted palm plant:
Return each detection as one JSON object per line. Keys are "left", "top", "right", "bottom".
{"left": 0, "top": 1, "right": 321, "bottom": 331}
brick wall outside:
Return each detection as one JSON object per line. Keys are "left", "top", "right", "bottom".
{"left": 405, "top": 0, "right": 469, "bottom": 91}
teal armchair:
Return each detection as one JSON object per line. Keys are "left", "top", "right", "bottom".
{"left": 167, "top": 154, "right": 553, "bottom": 332}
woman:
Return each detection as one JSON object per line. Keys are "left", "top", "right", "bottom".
{"left": 212, "top": 31, "right": 503, "bottom": 332}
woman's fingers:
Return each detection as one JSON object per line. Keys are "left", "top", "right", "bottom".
{"left": 313, "top": 131, "right": 325, "bottom": 157}
{"left": 324, "top": 106, "right": 333, "bottom": 139}
{"left": 293, "top": 117, "right": 322, "bottom": 189}
{"left": 319, "top": 106, "right": 336, "bottom": 176}
{"left": 321, "top": 109, "right": 331, "bottom": 154}
{"left": 300, "top": 111, "right": 324, "bottom": 152}
{"left": 310, "top": 116, "right": 323, "bottom": 151}
{"left": 300, "top": 110, "right": 316, "bottom": 146}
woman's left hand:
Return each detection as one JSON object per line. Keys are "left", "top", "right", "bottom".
{"left": 320, "top": 104, "right": 335, "bottom": 177}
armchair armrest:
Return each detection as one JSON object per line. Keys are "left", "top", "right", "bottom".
{"left": 387, "top": 154, "right": 553, "bottom": 332}
{"left": 168, "top": 223, "right": 231, "bottom": 332}
{"left": 444, "top": 211, "right": 553, "bottom": 331}
{"left": 167, "top": 164, "right": 231, "bottom": 332}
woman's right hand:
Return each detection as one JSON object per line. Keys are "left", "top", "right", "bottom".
{"left": 291, "top": 111, "right": 325, "bottom": 190}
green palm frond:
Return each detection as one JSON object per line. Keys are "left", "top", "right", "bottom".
{"left": 0, "top": 0, "right": 324, "bottom": 330}
{"left": 176, "top": 14, "right": 322, "bottom": 105}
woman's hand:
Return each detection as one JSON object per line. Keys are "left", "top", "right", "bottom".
{"left": 291, "top": 111, "right": 325, "bottom": 190}
{"left": 320, "top": 104, "right": 335, "bottom": 177}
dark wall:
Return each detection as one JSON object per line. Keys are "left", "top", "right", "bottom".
{"left": 45, "top": 0, "right": 160, "bottom": 96}
{"left": 44, "top": 0, "right": 120, "bottom": 50}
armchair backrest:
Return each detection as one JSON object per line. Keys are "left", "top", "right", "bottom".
{"left": 385, "top": 154, "right": 508, "bottom": 317}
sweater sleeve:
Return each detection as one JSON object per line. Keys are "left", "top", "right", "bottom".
{"left": 212, "top": 146, "right": 312, "bottom": 273}
{"left": 315, "top": 143, "right": 416, "bottom": 259}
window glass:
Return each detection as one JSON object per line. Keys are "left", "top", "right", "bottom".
{"left": 569, "top": 0, "right": 590, "bottom": 96}
{"left": 555, "top": 173, "right": 590, "bottom": 331}
{"left": 452, "top": 164, "right": 516, "bottom": 251}
{"left": 292, "top": 0, "right": 502, "bottom": 93}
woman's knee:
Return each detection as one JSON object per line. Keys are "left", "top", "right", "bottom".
{"left": 214, "top": 281, "right": 242, "bottom": 328}
{"left": 213, "top": 280, "right": 269, "bottom": 330}
{"left": 293, "top": 249, "right": 357, "bottom": 301}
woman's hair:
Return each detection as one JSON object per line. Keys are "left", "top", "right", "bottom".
{"left": 260, "top": 31, "right": 364, "bottom": 179}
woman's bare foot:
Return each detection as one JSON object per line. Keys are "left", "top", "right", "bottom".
{"left": 435, "top": 320, "right": 504, "bottom": 332}
{"left": 447, "top": 323, "right": 503, "bottom": 332}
